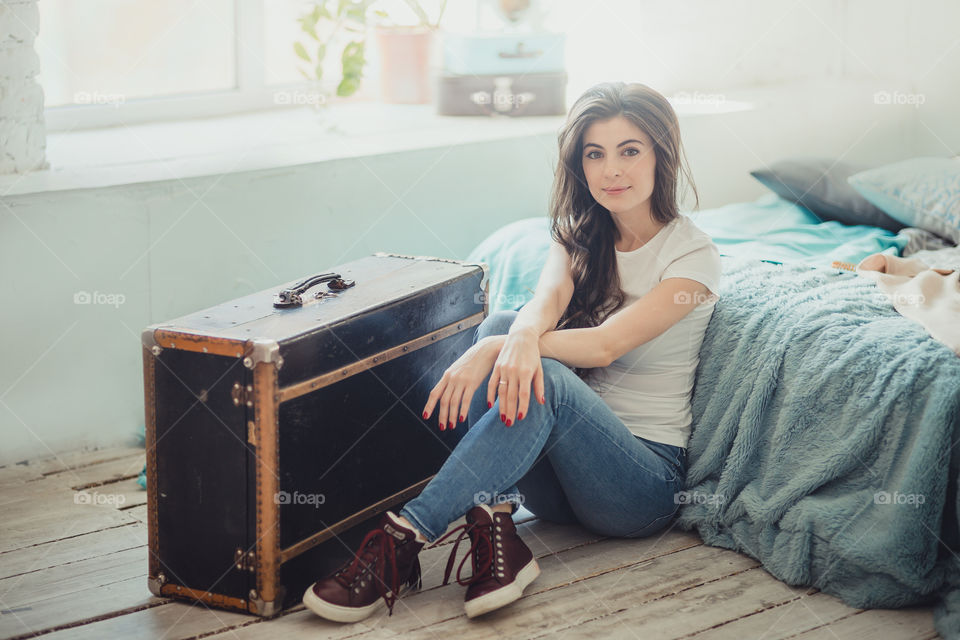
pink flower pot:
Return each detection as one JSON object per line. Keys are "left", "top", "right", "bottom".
{"left": 375, "top": 26, "right": 433, "bottom": 104}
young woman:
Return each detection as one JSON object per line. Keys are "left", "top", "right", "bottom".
{"left": 303, "top": 81, "right": 722, "bottom": 623}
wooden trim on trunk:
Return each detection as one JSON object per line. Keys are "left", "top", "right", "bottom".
{"left": 158, "top": 584, "right": 249, "bottom": 613}
{"left": 277, "top": 311, "right": 485, "bottom": 403}
{"left": 152, "top": 329, "right": 246, "bottom": 358}
{"left": 252, "top": 360, "right": 282, "bottom": 614}
{"left": 142, "top": 345, "right": 161, "bottom": 588}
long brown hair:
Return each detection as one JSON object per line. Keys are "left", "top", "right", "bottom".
{"left": 549, "top": 82, "right": 698, "bottom": 384}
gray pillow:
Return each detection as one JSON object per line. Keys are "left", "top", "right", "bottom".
{"left": 750, "top": 158, "right": 905, "bottom": 232}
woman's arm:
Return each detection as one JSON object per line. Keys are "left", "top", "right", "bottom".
{"left": 507, "top": 240, "right": 575, "bottom": 339}
{"left": 485, "top": 241, "right": 576, "bottom": 425}
{"left": 485, "top": 330, "right": 608, "bottom": 369}
{"left": 538, "top": 328, "right": 609, "bottom": 368}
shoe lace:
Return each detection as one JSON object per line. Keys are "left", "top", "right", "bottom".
{"left": 333, "top": 528, "right": 402, "bottom": 615}
{"left": 429, "top": 520, "right": 495, "bottom": 587}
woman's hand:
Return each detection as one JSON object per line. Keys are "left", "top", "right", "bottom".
{"left": 422, "top": 336, "right": 504, "bottom": 431}
{"left": 487, "top": 328, "right": 546, "bottom": 427}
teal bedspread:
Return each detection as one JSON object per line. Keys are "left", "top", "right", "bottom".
{"left": 677, "top": 257, "right": 960, "bottom": 638}
{"left": 466, "top": 196, "right": 960, "bottom": 636}
{"left": 689, "top": 193, "right": 908, "bottom": 265}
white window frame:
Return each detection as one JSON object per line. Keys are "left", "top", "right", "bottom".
{"left": 44, "top": 0, "right": 320, "bottom": 131}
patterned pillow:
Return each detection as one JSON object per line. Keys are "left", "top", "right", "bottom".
{"left": 847, "top": 157, "right": 960, "bottom": 244}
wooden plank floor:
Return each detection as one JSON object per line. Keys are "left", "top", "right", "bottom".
{"left": 0, "top": 447, "right": 940, "bottom": 640}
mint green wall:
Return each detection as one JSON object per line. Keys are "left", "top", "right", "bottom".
{"left": 0, "top": 135, "right": 557, "bottom": 464}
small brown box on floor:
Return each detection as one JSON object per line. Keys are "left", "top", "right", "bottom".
{"left": 141, "top": 253, "right": 487, "bottom": 616}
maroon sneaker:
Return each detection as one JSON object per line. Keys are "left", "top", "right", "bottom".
{"left": 431, "top": 503, "right": 540, "bottom": 618}
{"left": 303, "top": 510, "right": 425, "bottom": 622}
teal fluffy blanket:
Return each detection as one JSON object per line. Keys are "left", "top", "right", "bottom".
{"left": 676, "top": 256, "right": 960, "bottom": 637}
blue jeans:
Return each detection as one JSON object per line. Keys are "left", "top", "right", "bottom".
{"left": 399, "top": 309, "right": 687, "bottom": 542}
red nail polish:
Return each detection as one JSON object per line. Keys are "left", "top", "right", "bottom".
{"left": 423, "top": 411, "right": 429, "bottom": 420}
{"left": 505, "top": 418, "right": 512, "bottom": 426}
{"left": 459, "top": 415, "right": 464, "bottom": 423}
{"left": 518, "top": 412, "right": 524, "bottom": 420}
{"left": 487, "top": 401, "right": 493, "bottom": 409}
{"left": 501, "top": 413, "right": 505, "bottom": 422}
{"left": 448, "top": 421, "right": 453, "bottom": 430}
{"left": 439, "top": 423, "right": 445, "bottom": 431}
{"left": 540, "top": 396, "right": 545, "bottom": 404}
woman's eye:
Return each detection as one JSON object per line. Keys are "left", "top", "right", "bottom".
{"left": 623, "top": 148, "right": 639, "bottom": 157}
{"left": 585, "top": 150, "right": 602, "bottom": 160}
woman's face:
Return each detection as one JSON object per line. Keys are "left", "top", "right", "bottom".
{"left": 580, "top": 115, "right": 657, "bottom": 217}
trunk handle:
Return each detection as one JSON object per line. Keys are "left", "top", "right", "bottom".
{"left": 273, "top": 273, "right": 356, "bottom": 308}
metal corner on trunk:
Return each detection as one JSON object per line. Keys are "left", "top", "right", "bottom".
{"left": 141, "top": 327, "right": 161, "bottom": 354}
{"left": 249, "top": 587, "right": 286, "bottom": 617}
{"left": 147, "top": 573, "right": 166, "bottom": 596}
{"left": 243, "top": 338, "right": 283, "bottom": 370}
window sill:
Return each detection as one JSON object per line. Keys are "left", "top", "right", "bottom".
{"left": 0, "top": 97, "right": 756, "bottom": 198}
{"left": 0, "top": 103, "right": 567, "bottom": 197}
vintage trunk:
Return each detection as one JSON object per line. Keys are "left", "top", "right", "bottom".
{"left": 141, "top": 252, "right": 488, "bottom": 616}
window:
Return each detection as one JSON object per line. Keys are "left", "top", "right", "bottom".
{"left": 38, "top": 0, "right": 387, "bottom": 130}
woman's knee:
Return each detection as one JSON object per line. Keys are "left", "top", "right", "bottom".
{"left": 475, "top": 309, "right": 519, "bottom": 340}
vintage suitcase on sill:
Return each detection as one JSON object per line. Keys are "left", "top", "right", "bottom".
{"left": 436, "top": 72, "right": 567, "bottom": 117}
{"left": 141, "top": 252, "right": 488, "bottom": 616}
{"left": 440, "top": 31, "right": 566, "bottom": 76}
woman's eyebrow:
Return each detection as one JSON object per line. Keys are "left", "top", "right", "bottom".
{"left": 583, "top": 139, "right": 644, "bottom": 150}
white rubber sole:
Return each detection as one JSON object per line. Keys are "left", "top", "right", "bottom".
{"left": 463, "top": 558, "right": 541, "bottom": 618}
{"left": 302, "top": 582, "right": 415, "bottom": 623}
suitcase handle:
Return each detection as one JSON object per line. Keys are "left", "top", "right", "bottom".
{"left": 273, "top": 273, "right": 356, "bottom": 308}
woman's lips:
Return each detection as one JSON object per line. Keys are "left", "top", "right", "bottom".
{"left": 603, "top": 186, "right": 630, "bottom": 195}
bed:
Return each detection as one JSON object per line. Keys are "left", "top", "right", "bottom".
{"left": 465, "top": 161, "right": 960, "bottom": 638}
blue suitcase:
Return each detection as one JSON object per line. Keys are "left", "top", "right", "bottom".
{"left": 440, "top": 31, "right": 565, "bottom": 76}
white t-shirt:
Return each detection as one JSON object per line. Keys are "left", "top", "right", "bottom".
{"left": 586, "top": 214, "right": 722, "bottom": 448}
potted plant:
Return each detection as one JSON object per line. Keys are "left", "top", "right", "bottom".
{"left": 371, "top": 0, "right": 447, "bottom": 104}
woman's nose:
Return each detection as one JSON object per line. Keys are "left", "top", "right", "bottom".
{"left": 604, "top": 162, "right": 622, "bottom": 179}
